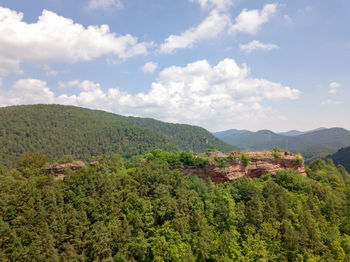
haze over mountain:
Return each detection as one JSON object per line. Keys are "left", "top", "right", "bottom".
{"left": 0, "top": 104, "right": 235, "bottom": 166}
{"left": 277, "top": 127, "right": 327, "bottom": 136}
{"left": 214, "top": 127, "right": 350, "bottom": 158}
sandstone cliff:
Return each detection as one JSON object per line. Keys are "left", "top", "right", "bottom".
{"left": 183, "top": 151, "right": 306, "bottom": 183}
{"left": 46, "top": 161, "right": 86, "bottom": 180}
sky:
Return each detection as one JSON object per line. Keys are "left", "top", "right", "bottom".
{"left": 0, "top": 0, "right": 349, "bottom": 132}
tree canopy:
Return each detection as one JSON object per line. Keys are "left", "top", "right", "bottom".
{"left": 0, "top": 104, "right": 235, "bottom": 166}
{"left": 1, "top": 151, "right": 350, "bottom": 261}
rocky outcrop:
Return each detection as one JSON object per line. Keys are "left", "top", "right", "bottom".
{"left": 46, "top": 161, "right": 86, "bottom": 180}
{"left": 183, "top": 151, "right": 306, "bottom": 183}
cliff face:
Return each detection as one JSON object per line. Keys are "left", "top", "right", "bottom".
{"left": 46, "top": 161, "right": 86, "bottom": 180}
{"left": 183, "top": 151, "right": 306, "bottom": 183}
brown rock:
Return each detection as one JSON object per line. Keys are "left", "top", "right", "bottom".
{"left": 183, "top": 151, "right": 306, "bottom": 183}
{"left": 46, "top": 161, "right": 86, "bottom": 180}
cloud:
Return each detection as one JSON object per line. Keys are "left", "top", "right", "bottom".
{"left": 322, "top": 99, "right": 342, "bottom": 105}
{"left": 328, "top": 81, "right": 341, "bottom": 94}
{"left": 230, "top": 3, "right": 278, "bottom": 34}
{"left": 160, "top": 3, "right": 278, "bottom": 53}
{"left": 239, "top": 40, "right": 278, "bottom": 53}
{"left": 160, "top": 10, "right": 230, "bottom": 53}
{"left": 142, "top": 62, "right": 158, "bottom": 73}
{"left": 0, "top": 56, "right": 23, "bottom": 76}
{"left": 0, "top": 79, "right": 55, "bottom": 106}
{"left": 329, "top": 82, "right": 341, "bottom": 89}
{"left": 190, "top": 0, "right": 233, "bottom": 11}
{"left": 58, "top": 80, "right": 81, "bottom": 89}
{"left": 0, "top": 58, "right": 301, "bottom": 130}
{"left": 0, "top": 6, "right": 151, "bottom": 76}
{"left": 87, "top": 0, "right": 123, "bottom": 10}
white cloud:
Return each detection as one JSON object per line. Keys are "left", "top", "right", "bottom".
{"left": 230, "top": 3, "right": 278, "bottom": 34}
{"left": 0, "top": 6, "right": 151, "bottom": 76}
{"left": 239, "top": 40, "right": 278, "bottom": 53}
{"left": 0, "top": 59, "right": 301, "bottom": 130}
{"left": 87, "top": 0, "right": 123, "bottom": 10}
{"left": 322, "top": 99, "right": 342, "bottom": 105}
{"left": 160, "top": 10, "right": 230, "bottom": 53}
{"left": 40, "top": 65, "right": 58, "bottom": 77}
{"left": 190, "top": 0, "right": 233, "bottom": 11}
{"left": 142, "top": 62, "right": 158, "bottom": 73}
{"left": 0, "top": 56, "right": 23, "bottom": 76}
{"left": 0, "top": 79, "right": 55, "bottom": 106}
{"left": 58, "top": 80, "right": 81, "bottom": 89}
{"left": 327, "top": 82, "right": 341, "bottom": 94}
{"left": 329, "top": 82, "right": 341, "bottom": 89}
{"left": 160, "top": 3, "right": 278, "bottom": 53}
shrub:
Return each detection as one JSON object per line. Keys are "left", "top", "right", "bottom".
{"left": 194, "top": 157, "right": 208, "bottom": 168}
{"left": 239, "top": 153, "right": 250, "bottom": 166}
{"left": 295, "top": 156, "right": 304, "bottom": 165}
{"left": 58, "top": 155, "right": 75, "bottom": 163}
{"left": 213, "top": 156, "right": 227, "bottom": 167}
{"left": 272, "top": 147, "right": 282, "bottom": 152}
{"left": 13, "top": 152, "right": 50, "bottom": 170}
{"left": 273, "top": 151, "right": 281, "bottom": 159}
{"left": 226, "top": 153, "right": 239, "bottom": 161}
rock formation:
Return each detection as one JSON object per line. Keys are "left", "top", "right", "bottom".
{"left": 183, "top": 151, "right": 306, "bottom": 183}
{"left": 46, "top": 161, "right": 86, "bottom": 180}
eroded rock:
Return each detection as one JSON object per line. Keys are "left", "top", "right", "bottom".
{"left": 46, "top": 161, "right": 86, "bottom": 180}
{"left": 183, "top": 151, "right": 306, "bottom": 183}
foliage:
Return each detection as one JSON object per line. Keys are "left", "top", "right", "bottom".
{"left": 295, "top": 154, "right": 304, "bottom": 165}
{"left": 273, "top": 151, "right": 281, "bottom": 159}
{"left": 213, "top": 156, "right": 227, "bottom": 167}
{"left": 13, "top": 152, "right": 49, "bottom": 171}
{"left": 329, "top": 146, "right": 350, "bottom": 173}
{"left": 272, "top": 147, "right": 282, "bottom": 159}
{"left": 239, "top": 153, "right": 250, "bottom": 166}
{"left": 0, "top": 104, "right": 236, "bottom": 166}
{"left": 58, "top": 155, "right": 75, "bottom": 164}
{"left": 1, "top": 152, "right": 350, "bottom": 261}
{"left": 272, "top": 146, "right": 283, "bottom": 152}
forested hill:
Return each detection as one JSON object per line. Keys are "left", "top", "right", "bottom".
{"left": 329, "top": 146, "right": 350, "bottom": 172}
{"left": 214, "top": 128, "right": 350, "bottom": 158}
{"left": 0, "top": 104, "right": 235, "bottom": 166}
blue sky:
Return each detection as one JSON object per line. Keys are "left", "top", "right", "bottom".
{"left": 0, "top": 0, "right": 349, "bottom": 132}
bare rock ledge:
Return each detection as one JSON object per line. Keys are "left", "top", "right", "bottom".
{"left": 183, "top": 151, "right": 306, "bottom": 183}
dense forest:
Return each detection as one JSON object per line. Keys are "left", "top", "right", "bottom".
{"left": 0, "top": 105, "right": 235, "bottom": 166}
{"left": 329, "top": 146, "right": 350, "bottom": 173}
{"left": 1, "top": 150, "right": 350, "bottom": 261}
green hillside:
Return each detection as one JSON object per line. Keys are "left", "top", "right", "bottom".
{"left": 0, "top": 104, "right": 235, "bottom": 166}
{"left": 329, "top": 146, "right": 350, "bottom": 172}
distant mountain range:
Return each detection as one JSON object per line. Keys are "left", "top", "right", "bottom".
{"left": 277, "top": 127, "right": 327, "bottom": 136}
{"left": 0, "top": 104, "right": 236, "bottom": 166}
{"left": 213, "top": 127, "right": 350, "bottom": 158}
